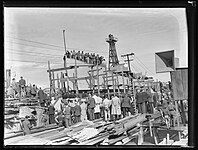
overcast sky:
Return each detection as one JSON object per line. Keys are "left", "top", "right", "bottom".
{"left": 4, "top": 8, "right": 188, "bottom": 88}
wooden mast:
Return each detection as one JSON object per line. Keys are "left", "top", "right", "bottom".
{"left": 63, "top": 30, "right": 69, "bottom": 92}
{"left": 48, "top": 61, "right": 52, "bottom": 99}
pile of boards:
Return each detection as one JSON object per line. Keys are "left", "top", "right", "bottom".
{"left": 5, "top": 113, "right": 155, "bottom": 145}
{"left": 4, "top": 97, "right": 40, "bottom": 135}
{"left": 4, "top": 111, "right": 188, "bottom": 146}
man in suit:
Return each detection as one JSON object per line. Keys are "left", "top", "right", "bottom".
{"left": 87, "top": 93, "right": 95, "bottom": 121}
{"left": 62, "top": 102, "right": 72, "bottom": 128}
{"left": 121, "top": 94, "right": 131, "bottom": 118}
{"left": 19, "top": 76, "right": 26, "bottom": 97}
{"left": 74, "top": 101, "right": 81, "bottom": 123}
{"left": 38, "top": 87, "right": 45, "bottom": 107}
{"left": 136, "top": 88, "right": 149, "bottom": 114}
{"left": 48, "top": 103, "right": 55, "bottom": 124}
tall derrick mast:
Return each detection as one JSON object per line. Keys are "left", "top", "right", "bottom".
{"left": 106, "top": 34, "right": 119, "bottom": 69}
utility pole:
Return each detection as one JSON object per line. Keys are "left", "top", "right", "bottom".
{"left": 121, "top": 52, "right": 137, "bottom": 114}
{"left": 121, "top": 52, "right": 134, "bottom": 92}
{"left": 63, "top": 30, "right": 69, "bottom": 92}
{"left": 121, "top": 53, "right": 134, "bottom": 72}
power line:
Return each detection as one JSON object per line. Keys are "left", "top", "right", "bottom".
{"left": 6, "top": 48, "right": 63, "bottom": 58}
{"left": 6, "top": 52, "right": 62, "bottom": 62}
{"left": 130, "top": 63, "right": 139, "bottom": 72}
{"left": 7, "top": 35, "right": 64, "bottom": 48}
{"left": 134, "top": 56, "right": 155, "bottom": 76}
{"left": 6, "top": 59, "right": 86, "bottom": 66}
{"left": 133, "top": 59, "right": 147, "bottom": 73}
{"left": 134, "top": 58, "right": 152, "bottom": 75}
{"left": 5, "top": 41, "right": 64, "bottom": 52}
{"left": 136, "top": 57, "right": 155, "bottom": 76}
{"left": 6, "top": 37, "right": 109, "bottom": 54}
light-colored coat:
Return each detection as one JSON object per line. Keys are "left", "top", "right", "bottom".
{"left": 93, "top": 95, "right": 102, "bottom": 113}
{"left": 111, "top": 96, "right": 121, "bottom": 115}
{"left": 80, "top": 102, "right": 87, "bottom": 121}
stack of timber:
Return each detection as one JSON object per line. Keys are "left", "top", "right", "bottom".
{"left": 4, "top": 97, "right": 39, "bottom": 115}
{"left": 5, "top": 111, "right": 187, "bottom": 146}
{"left": 5, "top": 113, "right": 149, "bottom": 145}
{"left": 4, "top": 97, "right": 43, "bottom": 138}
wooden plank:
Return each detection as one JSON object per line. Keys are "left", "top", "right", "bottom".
{"left": 4, "top": 124, "right": 60, "bottom": 140}
{"left": 108, "top": 135, "right": 127, "bottom": 145}
{"left": 103, "top": 75, "right": 116, "bottom": 78}
{"left": 47, "top": 64, "right": 94, "bottom": 72}
{"left": 76, "top": 132, "right": 109, "bottom": 145}
{"left": 88, "top": 68, "right": 102, "bottom": 72}
{"left": 103, "top": 69, "right": 116, "bottom": 72}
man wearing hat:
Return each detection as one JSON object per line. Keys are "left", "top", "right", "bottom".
{"left": 38, "top": 87, "right": 45, "bottom": 107}
{"left": 121, "top": 94, "right": 131, "bottom": 118}
{"left": 74, "top": 101, "right": 81, "bottom": 123}
{"left": 48, "top": 103, "right": 55, "bottom": 124}
{"left": 19, "top": 76, "right": 26, "bottom": 97}
{"left": 21, "top": 116, "right": 32, "bottom": 135}
{"left": 80, "top": 98, "right": 87, "bottom": 121}
{"left": 11, "top": 78, "right": 18, "bottom": 98}
{"left": 62, "top": 101, "right": 72, "bottom": 128}
{"left": 87, "top": 93, "right": 96, "bottom": 121}
{"left": 111, "top": 94, "right": 121, "bottom": 121}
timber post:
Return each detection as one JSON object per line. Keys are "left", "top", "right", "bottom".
{"left": 96, "top": 61, "right": 100, "bottom": 95}
{"left": 74, "top": 55, "right": 79, "bottom": 95}
{"left": 48, "top": 61, "right": 52, "bottom": 99}
{"left": 57, "top": 73, "right": 60, "bottom": 90}
{"left": 112, "top": 73, "right": 115, "bottom": 96}
{"left": 52, "top": 70, "right": 55, "bottom": 94}
{"left": 62, "top": 30, "right": 69, "bottom": 92}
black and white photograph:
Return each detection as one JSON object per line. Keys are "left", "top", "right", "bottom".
{"left": 4, "top": 6, "right": 190, "bottom": 146}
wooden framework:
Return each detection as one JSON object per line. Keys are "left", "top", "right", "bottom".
{"left": 47, "top": 59, "right": 138, "bottom": 99}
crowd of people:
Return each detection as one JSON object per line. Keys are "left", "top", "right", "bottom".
{"left": 6, "top": 79, "right": 187, "bottom": 134}
{"left": 64, "top": 50, "right": 105, "bottom": 65}
{"left": 30, "top": 86, "right": 179, "bottom": 129}
{"left": 5, "top": 76, "right": 51, "bottom": 102}
{"left": 44, "top": 92, "right": 135, "bottom": 129}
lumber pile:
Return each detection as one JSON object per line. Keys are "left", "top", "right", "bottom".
{"left": 5, "top": 112, "right": 187, "bottom": 146}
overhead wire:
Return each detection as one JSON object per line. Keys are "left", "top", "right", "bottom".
{"left": 6, "top": 35, "right": 64, "bottom": 48}
{"left": 134, "top": 59, "right": 152, "bottom": 76}
{"left": 132, "top": 60, "right": 145, "bottom": 73}
{"left": 134, "top": 55, "right": 155, "bottom": 76}
{"left": 6, "top": 49, "right": 63, "bottom": 58}
{"left": 5, "top": 41, "right": 64, "bottom": 52}
{"left": 6, "top": 36, "right": 109, "bottom": 54}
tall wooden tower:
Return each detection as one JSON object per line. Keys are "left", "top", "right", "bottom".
{"left": 106, "top": 34, "right": 119, "bottom": 69}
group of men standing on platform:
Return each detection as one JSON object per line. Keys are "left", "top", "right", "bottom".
{"left": 6, "top": 76, "right": 42, "bottom": 99}
{"left": 64, "top": 50, "right": 105, "bottom": 65}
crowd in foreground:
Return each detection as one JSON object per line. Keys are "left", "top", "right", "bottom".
{"left": 20, "top": 86, "right": 188, "bottom": 135}
{"left": 5, "top": 77, "right": 188, "bottom": 135}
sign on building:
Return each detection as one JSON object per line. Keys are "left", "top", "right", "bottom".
{"left": 155, "top": 50, "right": 175, "bottom": 73}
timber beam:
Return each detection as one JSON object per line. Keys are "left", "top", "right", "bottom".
{"left": 47, "top": 64, "right": 94, "bottom": 72}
